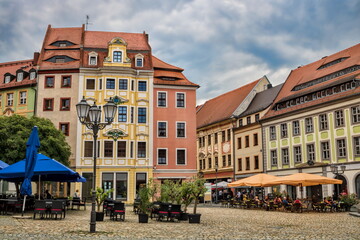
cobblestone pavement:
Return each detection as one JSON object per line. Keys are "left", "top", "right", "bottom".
{"left": 0, "top": 205, "right": 359, "bottom": 240}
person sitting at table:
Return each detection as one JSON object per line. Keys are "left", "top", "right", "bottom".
{"left": 282, "top": 196, "right": 291, "bottom": 210}
{"left": 73, "top": 189, "right": 80, "bottom": 198}
{"left": 44, "top": 190, "right": 52, "bottom": 199}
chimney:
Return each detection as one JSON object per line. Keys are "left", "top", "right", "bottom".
{"left": 33, "top": 52, "right": 40, "bottom": 66}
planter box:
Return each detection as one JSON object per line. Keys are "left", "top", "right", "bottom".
{"left": 188, "top": 213, "right": 201, "bottom": 223}
{"left": 96, "top": 212, "right": 104, "bottom": 221}
{"left": 138, "top": 213, "right": 149, "bottom": 223}
{"left": 180, "top": 212, "right": 189, "bottom": 221}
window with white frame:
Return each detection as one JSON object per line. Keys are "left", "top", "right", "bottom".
{"left": 335, "top": 110, "right": 344, "bottom": 127}
{"left": 271, "top": 150, "right": 277, "bottom": 166}
{"left": 30, "top": 71, "right": 36, "bottom": 80}
{"left": 118, "top": 106, "right": 127, "bottom": 122}
{"left": 307, "top": 144, "right": 315, "bottom": 162}
{"left": 117, "top": 141, "right": 126, "bottom": 158}
{"left": 282, "top": 148, "right": 289, "bottom": 165}
{"left": 86, "top": 79, "right": 95, "bottom": 90}
{"left": 136, "top": 57, "right": 143, "bottom": 67}
{"left": 294, "top": 146, "right": 302, "bottom": 163}
{"left": 113, "top": 51, "right": 122, "bottom": 62}
{"left": 138, "top": 81, "right": 147, "bottom": 91}
{"left": 176, "top": 93, "right": 185, "bottom": 108}
{"left": 319, "top": 114, "right": 328, "bottom": 130}
{"left": 177, "top": 122, "right": 185, "bottom": 138}
{"left": 104, "top": 141, "right": 113, "bottom": 157}
{"left": 281, "top": 123, "right": 288, "bottom": 138}
{"left": 89, "top": 56, "right": 97, "bottom": 65}
{"left": 138, "top": 108, "right": 147, "bottom": 123}
{"left": 158, "top": 149, "right": 167, "bottom": 164}
{"left": 321, "top": 141, "right": 330, "bottom": 160}
{"left": 119, "top": 79, "right": 128, "bottom": 90}
{"left": 157, "top": 92, "right": 167, "bottom": 107}
{"left": 158, "top": 122, "right": 167, "bottom": 137}
{"left": 5, "top": 75, "right": 10, "bottom": 83}
{"left": 17, "top": 72, "right": 23, "bottom": 82}
{"left": 106, "top": 79, "right": 115, "bottom": 89}
{"left": 137, "top": 142, "right": 146, "bottom": 158}
{"left": 19, "top": 91, "right": 26, "bottom": 105}
{"left": 177, "top": 149, "right": 186, "bottom": 165}
{"left": 337, "top": 139, "right": 346, "bottom": 158}
{"left": 7, "top": 93, "right": 13, "bottom": 106}
{"left": 293, "top": 120, "right": 300, "bottom": 136}
{"left": 351, "top": 105, "right": 360, "bottom": 124}
{"left": 269, "top": 126, "right": 276, "bottom": 140}
{"left": 354, "top": 136, "right": 360, "bottom": 156}
{"left": 305, "top": 117, "right": 313, "bottom": 133}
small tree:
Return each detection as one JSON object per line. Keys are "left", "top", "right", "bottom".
{"left": 95, "top": 187, "right": 113, "bottom": 212}
{"left": 147, "top": 178, "right": 159, "bottom": 202}
{"left": 181, "top": 181, "right": 194, "bottom": 213}
{"left": 160, "top": 179, "right": 182, "bottom": 203}
{"left": 138, "top": 185, "right": 151, "bottom": 215}
{"left": 190, "top": 177, "right": 207, "bottom": 214}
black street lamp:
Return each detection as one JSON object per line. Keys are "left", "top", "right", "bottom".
{"left": 76, "top": 96, "right": 117, "bottom": 233}
{"left": 330, "top": 164, "right": 346, "bottom": 199}
{"left": 215, "top": 164, "right": 218, "bottom": 204}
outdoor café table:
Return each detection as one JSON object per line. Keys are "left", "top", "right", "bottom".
{"left": 0, "top": 198, "right": 20, "bottom": 215}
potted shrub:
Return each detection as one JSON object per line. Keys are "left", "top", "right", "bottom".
{"left": 138, "top": 184, "right": 151, "bottom": 223}
{"left": 95, "top": 187, "right": 113, "bottom": 221}
{"left": 188, "top": 177, "right": 207, "bottom": 223}
{"left": 340, "top": 193, "right": 359, "bottom": 211}
{"left": 180, "top": 181, "right": 194, "bottom": 220}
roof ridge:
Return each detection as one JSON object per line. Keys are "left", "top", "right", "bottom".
{"left": 0, "top": 59, "right": 33, "bottom": 67}
{"left": 152, "top": 55, "right": 183, "bottom": 71}
{"left": 86, "top": 30, "right": 144, "bottom": 35}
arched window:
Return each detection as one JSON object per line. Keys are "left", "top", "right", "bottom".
{"left": 355, "top": 174, "right": 360, "bottom": 198}
{"left": 113, "top": 51, "right": 122, "bottom": 62}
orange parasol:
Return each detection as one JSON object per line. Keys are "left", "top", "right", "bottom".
{"left": 228, "top": 173, "right": 281, "bottom": 187}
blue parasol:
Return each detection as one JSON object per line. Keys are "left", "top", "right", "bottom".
{"left": 20, "top": 126, "right": 40, "bottom": 197}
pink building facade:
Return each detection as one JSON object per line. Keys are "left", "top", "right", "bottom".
{"left": 152, "top": 56, "right": 199, "bottom": 182}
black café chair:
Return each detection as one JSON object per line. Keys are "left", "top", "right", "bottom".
{"left": 51, "top": 200, "right": 64, "bottom": 220}
{"left": 33, "top": 200, "right": 47, "bottom": 219}
{"left": 157, "top": 203, "right": 170, "bottom": 221}
{"left": 110, "top": 202, "right": 125, "bottom": 221}
{"left": 168, "top": 204, "right": 182, "bottom": 222}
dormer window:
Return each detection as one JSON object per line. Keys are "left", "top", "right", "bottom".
{"left": 113, "top": 51, "right": 122, "bottom": 62}
{"left": 4, "top": 75, "right": 10, "bottom": 84}
{"left": 59, "top": 43, "right": 67, "bottom": 47}
{"left": 50, "top": 40, "right": 75, "bottom": 47}
{"left": 136, "top": 58, "right": 143, "bottom": 67}
{"left": 17, "top": 72, "right": 23, "bottom": 82}
{"left": 30, "top": 71, "right": 36, "bottom": 80}
{"left": 55, "top": 58, "right": 65, "bottom": 63}
{"left": 89, "top": 56, "right": 97, "bottom": 65}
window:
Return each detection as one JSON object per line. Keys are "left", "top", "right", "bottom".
{"left": 214, "top": 133, "right": 218, "bottom": 144}
{"left": 245, "top": 157, "right": 250, "bottom": 170}
{"left": 136, "top": 58, "right": 143, "bottom": 67}
{"left": 294, "top": 146, "right": 302, "bottom": 163}
{"left": 158, "top": 92, "right": 167, "bottom": 107}
{"left": 99, "top": 79, "right": 102, "bottom": 90}
{"left": 138, "top": 108, "right": 147, "bottom": 123}
{"left": 135, "top": 173, "right": 146, "bottom": 195}
{"left": 319, "top": 114, "right": 328, "bottom": 130}
{"left": 208, "top": 135, "right": 211, "bottom": 145}
{"left": 337, "top": 139, "right": 346, "bottom": 158}
{"left": 118, "top": 106, "right": 127, "bottom": 122}
{"left": 61, "top": 76, "right": 71, "bottom": 87}
{"left": 245, "top": 136, "right": 250, "bottom": 148}
{"left": 222, "top": 156, "right": 226, "bottom": 167}
{"left": 0, "top": 94, "right": 2, "bottom": 106}
{"left": 254, "top": 156, "right": 259, "bottom": 169}
{"left": 239, "top": 119, "right": 243, "bottom": 126}
{"left": 282, "top": 148, "right": 289, "bottom": 165}
{"left": 89, "top": 56, "right": 97, "bottom": 65}
{"left": 354, "top": 137, "right": 360, "bottom": 156}
{"left": 293, "top": 121, "right": 300, "bottom": 136}
{"left": 137, "top": 142, "right": 146, "bottom": 158}
{"left": 59, "top": 122, "right": 69, "bottom": 136}
{"left": 269, "top": 126, "right": 276, "bottom": 140}
{"left": 215, "top": 156, "right": 218, "bottom": 167}
{"left": 113, "top": 51, "right": 122, "bottom": 62}
{"left": 55, "top": 58, "right": 65, "bottom": 63}
{"left": 227, "top": 129, "right": 231, "bottom": 141}
{"left": 138, "top": 81, "right": 147, "bottom": 91}
{"left": 335, "top": 110, "right": 344, "bottom": 127}
{"left": 106, "top": 79, "right": 115, "bottom": 89}
{"left": 130, "top": 107, "right": 134, "bottom": 123}
{"left": 321, "top": 141, "right": 330, "bottom": 160}
{"left": 281, "top": 123, "right": 288, "bottom": 138}
{"left": 60, "top": 98, "right": 71, "bottom": 111}
{"left": 45, "top": 76, "right": 54, "bottom": 88}
{"left": 115, "top": 173, "right": 128, "bottom": 200}
{"left": 131, "top": 80, "right": 134, "bottom": 91}
{"left": 255, "top": 114, "right": 260, "bottom": 122}
{"left": 237, "top": 137, "right": 242, "bottom": 149}
{"left": 17, "top": 72, "right": 23, "bottom": 82}
{"left": 104, "top": 141, "right": 113, "bottom": 157}
{"left": 238, "top": 158, "right": 242, "bottom": 171}
{"left": 247, "top": 116, "right": 251, "bottom": 125}
{"left": 253, "top": 133, "right": 258, "bottom": 146}
{"left": 177, "top": 149, "right": 186, "bottom": 165}
{"left": 5, "top": 75, "right": 10, "bottom": 83}
{"left": 305, "top": 117, "right": 313, "bottom": 133}
{"left": 117, "top": 141, "right": 126, "bottom": 158}
{"left": 19, "top": 91, "right": 26, "bottom": 105}
{"left": 84, "top": 141, "right": 93, "bottom": 157}
{"left": 307, "top": 144, "right": 315, "bottom": 162}
{"left": 158, "top": 122, "right": 167, "bottom": 137}
{"left": 119, "top": 79, "right": 128, "bottom": 90}
{"left": 271, "top": 150, "right": 277, "bottom": 166}
{"left": 86, "top": 79, "right": 95, "bottom": 90}
{"left": 177, "top": 122, "right": 185, "bottom": 138}
{"left": 158, "top": 149, "right": 167, "bottom": 164}
{"left": 176, "top": 93, "right": 185, "bottom": 108}
{"left": 209, "top": 158, "right": 212, "bottom": 169}
{"left": 228, "top": 155, "right": 231, "bottom": 166}
{"left": 43, "top": 98, "right": 53, "bottom": 111}
{"left": 222, "top": 131, "right": 225, "bottom": 142}
{"left": 199, "top": 159, "right": 203, "bottom": 170}
{"left": 130, "top": 142, "right": 134, "bottom": 158}
{"left": 351, "top": 106, "right": 360, "bottom": 124}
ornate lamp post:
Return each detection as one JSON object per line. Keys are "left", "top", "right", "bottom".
{"left": 76, "top": 97, "right": 117, "bottom": 233}
{"left": 330, "top": 164, "right": 346, "bottom": 199}
{"left": 215, "top": 164, "right": 218, "bottom": 204}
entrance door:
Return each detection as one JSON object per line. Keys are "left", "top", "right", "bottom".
{"left": 82, "top": 173, "right": 93, "bottom": 200}
{"left": 356, "top": 174, "right": 360, "bottom": 197}
{"left": 333, "top": 175, "right": 347, "bottom": 200}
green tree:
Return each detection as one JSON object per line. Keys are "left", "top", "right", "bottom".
{"left": 0, "top": 115, "right": 71, "bottom": 165}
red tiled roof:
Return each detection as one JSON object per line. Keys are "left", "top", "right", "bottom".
{"left": 264, "top": 42, "right": 360, "bottom": 119}
{"left": 152, "top": 56, "right": 199, "bottom": 87}
{"left": 197, "top": 79, "right": 261, "bottom": 128}
{"left": 43, "top": 27, "right": 83, "bottom": 47}
{"left": 84, "top": 31, "right": 150, "bottom": 50}
{"left": 0, "top": 59, "right": 36, "bottom": 89}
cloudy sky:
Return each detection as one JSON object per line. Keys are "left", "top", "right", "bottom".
{"left": 1, "top": 0, "right": 359, "bottom": 104}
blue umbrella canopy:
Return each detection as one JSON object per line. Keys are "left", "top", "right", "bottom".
{"left": 0, "top": 153, "right": 86, "bottom": 183}
{"left": 0, "top": 160, "right": 9, "bottom": 170}
{"left": 20, "top": 126, "right": 40, "bottom": 196}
